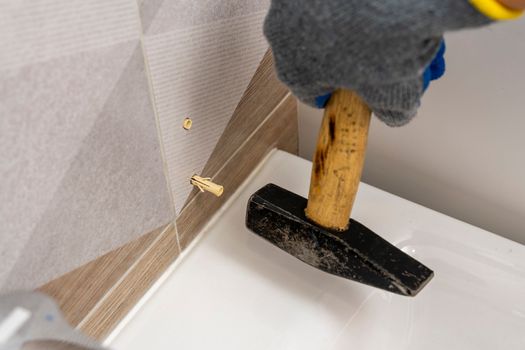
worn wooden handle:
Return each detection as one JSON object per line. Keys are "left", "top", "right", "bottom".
{"left": 305, "top": 89, "right": 372, "bottom": 231}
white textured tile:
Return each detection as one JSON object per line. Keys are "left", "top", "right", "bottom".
{"left": 0, "top": 41, "right": 140, "bottom": 289}
{"left": 3, "top": 45, "right": 173, "bottom": 291}
{"left": 0, "top": 0, "right": 140, "bottom": 70}
{"left": 141, "top": 0, "right": 269, "bottom": 34}
{"left": 144, "top": 10, "right": 269, "bottom": 213}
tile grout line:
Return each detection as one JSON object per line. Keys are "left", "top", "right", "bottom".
{"left": 130, "top": 0, "right": 181, "bottom": 251}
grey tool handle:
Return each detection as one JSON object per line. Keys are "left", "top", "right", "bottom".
{"left": 0, "top": 291, "right": 108, "bottom": 350}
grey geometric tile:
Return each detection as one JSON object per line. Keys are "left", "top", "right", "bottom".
{"left": 0, "top": 0, "right": 140, "bottom": 70}
{"left": 139, "top": 0, "right": 165, "bottom": 34}
{"left": 0, "top": 40, "right": 141, "bottom": 290}
{"left": 140, "top": 0, "right": 269, "bottom": 35}
{"left": 1, "top": 42, "right": 173, "bottom": 291}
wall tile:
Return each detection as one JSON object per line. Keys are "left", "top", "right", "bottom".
{"left": 1, "top": 0, "right": 273, "bottom": 291}
{"left": 1, "top": 40, "right": 136, "bottom": 289}
{"left": 0, "top": 0, "right": 140, "bottom": 70}
{"left": 140, "top": 0, "right": 269, "bottom": 34}
{"left": 3, "top": 44, "right": 173, "bottom": 290}
{"left": 0, "top": 0, "right": 173, "bottom": 291}
{"left": 141, "top": 1, "right": 270, "bottom": 213}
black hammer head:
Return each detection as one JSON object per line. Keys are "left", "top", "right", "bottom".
{"left": 245, "top": 183, "right": 433, "bottom": 296}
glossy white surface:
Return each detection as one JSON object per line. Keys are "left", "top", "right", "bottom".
{"left": 109, "top": 150, "right": 525, "bottom": 350}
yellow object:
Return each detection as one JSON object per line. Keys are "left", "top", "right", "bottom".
{"left": 470, "top": 0, "right": 523, "bottom": 20}
{"left": 182, "top": 118, "right": 193, "bottom": 130}
{"left": 190, "top": 175, "right": 224, "bottom": 197}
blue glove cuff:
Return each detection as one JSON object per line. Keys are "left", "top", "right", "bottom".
{"left": 314, "top": 93, "right": 332, "bottom": 108}
{"left": 423, "top": 40, "right": 446, "bottom": 91}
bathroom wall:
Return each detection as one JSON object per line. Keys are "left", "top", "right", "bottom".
{"left": 0, "top": 0, "right": 174, "bottom": 292}
{"left": 298, "top": 20, "right": 525, "bottom": 244}
{"left": 0, "top": 0, "right": 281, "bottom": 294}
{"left": 37, "top": 51, "right": 296, "bottom": 339}
{"left": 139, "top": 0, "right": 271, "bottom": 214}
{"left": 2, "top": 1, "right": 298, "bottom": 334}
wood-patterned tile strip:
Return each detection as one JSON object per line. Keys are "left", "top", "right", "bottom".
{"left": 38, "top": 224, "right": 169, "bottom": 326}
{"left": 177, "top": 94, "right": 298, "bottom": 250}
{"left": 77, "top": 224, "right": 179, "bottom": 340}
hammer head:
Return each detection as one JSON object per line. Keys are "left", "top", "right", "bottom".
{"left": 245, "top": 184, "right": 433, "bottom": 296}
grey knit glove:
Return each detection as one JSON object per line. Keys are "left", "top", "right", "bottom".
{"left": 263, "top": 0, "right": 492, "bottom": 126}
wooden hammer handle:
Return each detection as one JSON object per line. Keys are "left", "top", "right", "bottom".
{"left": 305, "top": 89, "right": 372, "bottom": 231}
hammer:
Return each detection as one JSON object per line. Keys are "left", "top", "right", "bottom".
{"left": 246, "top": 90, "right": 433, "bottom": 296}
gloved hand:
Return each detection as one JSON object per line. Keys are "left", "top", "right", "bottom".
{"left": 314, "top": 39, "right": 447, "bottom": 112}
{"left": 263, "top": 0, "right": 521, "bottom": 126}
